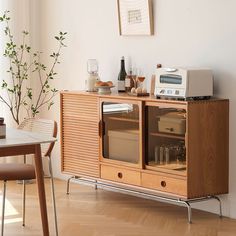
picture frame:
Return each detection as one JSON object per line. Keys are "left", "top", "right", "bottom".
{"left": 117, "top": 0, "right": 154, "bottom": 36}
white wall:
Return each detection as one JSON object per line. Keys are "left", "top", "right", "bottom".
{"left": 31, "top": 0, "right": 236, "bottom": 218}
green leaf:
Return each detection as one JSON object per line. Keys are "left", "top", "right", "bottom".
{"left": 22, "top": 30, "right": 29, "bottom": 35}
{"left": 27, "top": 88, "right": 33, "bottom": 99}
{"left": 8, "top": 88, "right": 14, "bottom": 93}
{"left": 48, "top": 101, "right": 54, "bottom": 110}
{"left": 51, "top": 88, "right": 58, "bottom": 93}
{"left": 1, "top": 81, "right": 7, "bottom": 88}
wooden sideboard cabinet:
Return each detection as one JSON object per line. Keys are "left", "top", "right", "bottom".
{"left": 60, "top": 91, "right": 229, "bottom": 200}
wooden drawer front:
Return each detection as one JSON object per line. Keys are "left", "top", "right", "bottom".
{"left": 61, "top": 94, "right": 99, "bottom": 178}
{"left": 101, "top": 165, "right": 141, "bottom": 186}
{"left": 141, "top": 173, "right": 187, "bottom": 196}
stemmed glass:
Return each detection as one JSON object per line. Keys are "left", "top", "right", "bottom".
{"left": 132, "top": 68, "right": 145, "bottom": 89}
{"left": 137, "top": 76, "right": 145, "bottom": 88}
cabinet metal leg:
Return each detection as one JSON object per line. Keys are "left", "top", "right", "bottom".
{"left": 95, "top": 180, "right": 98, "bottom": 190}
{"left": 66, "top": 176, "right": 80, "bottom": 194}
{"left": 212, "top": 196, "right": 222, "bottom": 218}
{"left": 64, "top": 177, "right": 223, "bottom": 224}
{"left": 66, "top": 176, "right": 74, "bottom": 195}
{"left": 180, "top": 200, "right": 192, "bottom": 224}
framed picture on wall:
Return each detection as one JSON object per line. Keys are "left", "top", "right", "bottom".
{"left": 117, "top": 0, "right": 154, "bottom": 36}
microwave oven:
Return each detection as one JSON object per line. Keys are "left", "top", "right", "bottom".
{"left": 154, "top": 67, "right": 213, "bottom": 99}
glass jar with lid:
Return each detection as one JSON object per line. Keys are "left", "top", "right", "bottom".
{"left": 86, "top": 59, "right": 100, "bottom": 92}
{"left": 0, "top": 117, "right": 6, "bottom": 139}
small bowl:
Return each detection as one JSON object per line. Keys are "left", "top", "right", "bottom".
{"left": 95, "top": 86, "right": 115, "bottom": 94}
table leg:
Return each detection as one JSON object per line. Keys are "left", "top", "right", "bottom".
{"left": 34, "top": 144, "right": 49, "bottom": 236}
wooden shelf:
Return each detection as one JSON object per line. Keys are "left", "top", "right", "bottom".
{"left": 148, "top": 161, "right": 186, "bottom": 171}
{"left": 108, "top": 117, "right": 139, "bottom": 123}
{"left": 150, "top": 132, "right": 185, "bottom": 140}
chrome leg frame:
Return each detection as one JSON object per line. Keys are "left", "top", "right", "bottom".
{"left": 48, "top": 156, "right": 59, "bottom": 236}
{"left": 66, "top": 176, "right": 98, "bottom": 194}
{"left": 1, "top": 181, "right": 7, "bottom": 236}
{"left": 211, "top": 196, "right": 222, "bottom": 217}
{"left": 22, "top": 180, "right": 26, "bottom": 226}
{"left": 67, "top": 177, "right": 224, "bottom": 223}
{"left": 178, "top": 200, "right": 192, "bottom": 223}
{"left": 178, "top": 195, "right": 223, "bottom": 223}
{"left": 66, "top": 176, "right": 81, "bottom": 194}
{"left": 66, "top": 176, "right": 74, "bottom": 195}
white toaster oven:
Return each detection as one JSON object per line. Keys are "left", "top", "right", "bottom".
{"left": 154, "top": 67, "right": 213, "bottom": 99}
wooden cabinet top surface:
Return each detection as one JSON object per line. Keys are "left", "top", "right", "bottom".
{"left": 61, "top": 90, "right": 228, "bottom": 105}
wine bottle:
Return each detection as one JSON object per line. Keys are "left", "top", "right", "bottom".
{"left": 125, "top": 69, "right": 134, "bottom": 93}
{"left": 117, "top": 56, "right": 127, "bottom": 92}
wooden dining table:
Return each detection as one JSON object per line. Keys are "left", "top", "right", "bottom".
{"left": 0, "top": 128, "right": 56, "bottom": 236}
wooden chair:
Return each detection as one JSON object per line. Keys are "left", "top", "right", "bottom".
{"left": 0, "top": 118, "right": 58, "bottom": 236}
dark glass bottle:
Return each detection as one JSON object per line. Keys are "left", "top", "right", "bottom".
{"left": 117, "top": 56, "right": 127, "bottom": 92}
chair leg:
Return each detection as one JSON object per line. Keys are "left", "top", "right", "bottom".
{"left": 22, "top": 180, "right": 26, "bottom": 227}
{"left": 23, "top": 155, "right": 26, "bottom": 164}
{"left": 1, "top": 181, "right": 7, "bottom": 236}
{"left": 48, "top": 156, "right": 59, "bottom": 236}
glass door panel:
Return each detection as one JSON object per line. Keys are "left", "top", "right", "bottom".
{"left": 102, "top": 102, "right": 140, "bottom": 164}
{"left": 146, "top": 106, "right": 186, "bottom": 174}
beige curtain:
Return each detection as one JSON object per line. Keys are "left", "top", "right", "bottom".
{"left": 0, "top": 0, "right": 31, "bottom": 163}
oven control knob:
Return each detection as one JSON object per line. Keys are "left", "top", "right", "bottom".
{"left": 175, "top": 90, "right": 179, "bottom": 95}
{"left": 160, "top": 89, "right": 165, "bottom": 94}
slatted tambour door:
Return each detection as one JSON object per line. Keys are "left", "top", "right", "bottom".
{"left": 61, "top": 93, "right": 99, "bottom": 178}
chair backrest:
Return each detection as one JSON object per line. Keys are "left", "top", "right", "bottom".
{"left": 18, "top": 118, "right": 57, "bottom": 157}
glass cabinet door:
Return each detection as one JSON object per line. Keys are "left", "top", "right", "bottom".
{"left": 101, "top": 101, "right": 140, "bottom": 164}
{"left": 146, "top": 106, "right": 187, "bottom": 175}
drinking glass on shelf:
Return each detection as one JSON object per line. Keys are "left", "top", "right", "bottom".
{"left": 131, "top": 68, "right": 145, "bottom": 89}
{"left": 175, "top": 144, "right": 186, "bottom": 164}
{"left": 137, "top": 76, "right": 145, "bottom": 88}
{"left": 131, "top": 67, "right": 137, "bottom": 88}
{"left": 136, "top": 69, "right": 145, "bottom": 88}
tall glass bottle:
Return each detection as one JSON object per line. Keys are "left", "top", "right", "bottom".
{"left": 125, "top": 69, "right": 135, "bottom": 93}
{"left": 117, "top": 56, "right": 127, "bottom": 92}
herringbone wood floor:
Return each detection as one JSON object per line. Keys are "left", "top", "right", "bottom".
{"left": 0, "top": 179, "right": 236, "bottom": 236}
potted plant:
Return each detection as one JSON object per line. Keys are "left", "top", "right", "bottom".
{"left": 0, "top": 11, "right": 67, "bottom": 125}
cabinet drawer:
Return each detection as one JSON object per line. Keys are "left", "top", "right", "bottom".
{"left": 101, "top": 165, "right": 141, "bottom": 186}
{"left": 141, "top": 172, "right": 187, "bottom": 196}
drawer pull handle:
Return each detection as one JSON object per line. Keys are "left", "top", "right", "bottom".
{"left": 161, "top": 181, "right": 166, "bottom": 187}
{"left": 118, "top": 172, "right": 123, "bottom": 179}
{"left": 165, "top": 127, "right": 174, "bottom": 132}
